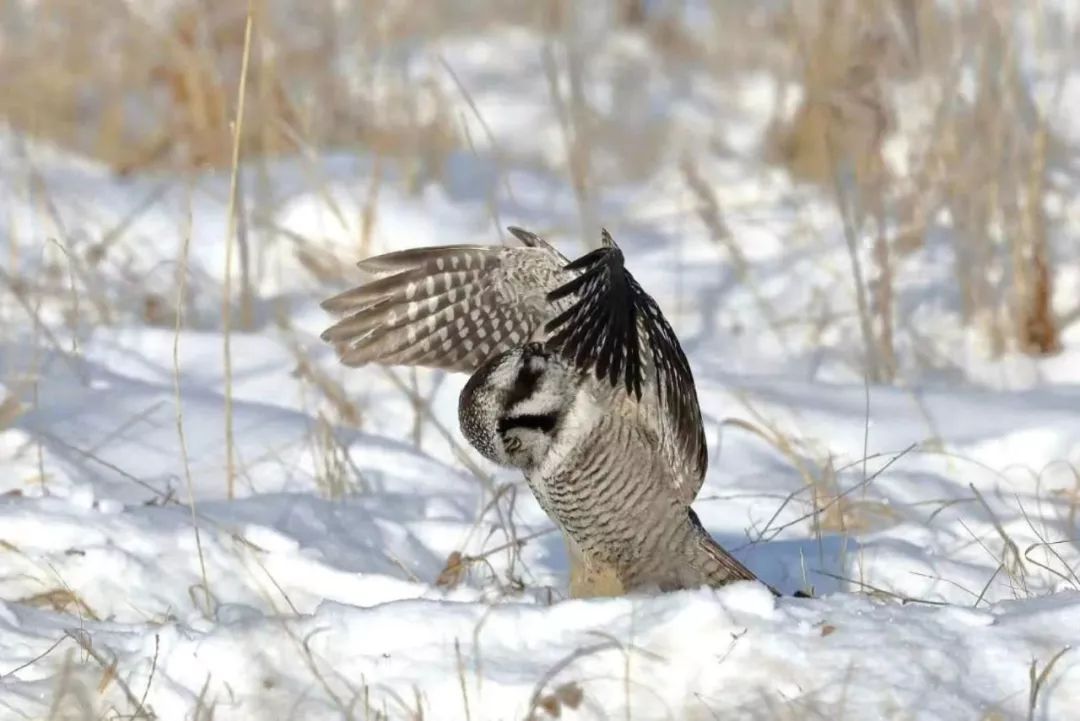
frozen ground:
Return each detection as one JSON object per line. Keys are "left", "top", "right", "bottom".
{"left": 2, "top": 17, "right": 1080, "bottom": 721}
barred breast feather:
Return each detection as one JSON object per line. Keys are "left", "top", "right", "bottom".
{"left": 542, "top": 410, "right": 757, "bottom": 590}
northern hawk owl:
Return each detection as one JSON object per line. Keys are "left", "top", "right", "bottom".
{"left": 321, "top": 227, "right": 764, "bottom": 597}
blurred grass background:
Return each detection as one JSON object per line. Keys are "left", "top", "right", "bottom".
{"left": 0, "top": 0, "right": 1075, "bottom": 376}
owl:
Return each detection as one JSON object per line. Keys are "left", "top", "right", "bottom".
{"left": 321, "top": 227, "right": 766, "bottom": 597}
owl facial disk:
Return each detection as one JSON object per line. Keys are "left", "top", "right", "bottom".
{"left": 458, "top": 344, "right": 572, "bottom": 469}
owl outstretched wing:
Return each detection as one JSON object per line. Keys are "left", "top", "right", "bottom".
{"left": 321, "top": 226, "right": 707, "bottom": 497}
{"left": 320, "top": 230, "right": 570, "bottom": 372}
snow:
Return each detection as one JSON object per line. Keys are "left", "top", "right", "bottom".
{"left": 2, "top": 8, "right": 1080, "bottom": 721}
{"left": 3, "top": 586, "right": 1079, "bottom": 720}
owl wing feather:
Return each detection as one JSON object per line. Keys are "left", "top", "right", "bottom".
{"left": 320, "top": 233, "right": 570, "bottom": 372}
{"left": 321, "top": 226, "right": 707, "bottom": 501}
{"left": 544, "top": 229, "right": 708, "bottom": 501}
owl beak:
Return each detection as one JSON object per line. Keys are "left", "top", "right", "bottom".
{"left": 523, "top": 342, "right": 548, "bottom": 358}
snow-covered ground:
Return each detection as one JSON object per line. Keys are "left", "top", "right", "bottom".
{"left": 2, "top": 9, "right": 1080, "bottom": 721}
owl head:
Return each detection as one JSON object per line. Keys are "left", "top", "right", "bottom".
{"left": 458, "top": 343, "right": 574, "bottom": 470}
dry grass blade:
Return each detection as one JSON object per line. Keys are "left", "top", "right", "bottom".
{"left": 17, "top": 589, "right": 99, "bottom": 620}
{"left": 64, "top": 629, "right": 158, "bottom": 719}
{"left": 0, "top": 393, "right": 24, "bottom": 430}
{"left": 138, "top": 635, "right": 161, "bottom": 718}
{"left": 221, "top": 0, "right": 255, "bottom": 500}
{"left": 969, "top": 484, "right": 1029, "bottom": 596}
{"left": 454, "top": 638, "right": 472, "bottom": 721}
{"left": 814, "top": 571, "right": 949, "bottom": 606}
{"left": 1027, "top": 646, "right": 1072, "bottom": 721}
{"left": 378, "top": 367, "right": 494, "bottom": 491}
{"left": 681, "top": 158, "right": 787, "bottom": 349}
{"left": 0, "top": 267, "right": 87, "bottom": 382}
{"left": 0, "top": 634, "right": 69, "bottom": 681}
{"left": 176, "top": 185, "right": 213, "bottom": 618}
{"left": 525, "top": 641, "right": 618, "bottom": 721}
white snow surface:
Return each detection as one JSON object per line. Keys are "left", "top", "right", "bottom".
{"left": 2, "top": 20, "right": 1080, "bottom": 721}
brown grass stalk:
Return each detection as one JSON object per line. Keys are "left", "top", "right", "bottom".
{"left": 222, "top": 0, "right": 255, "bottom": 500}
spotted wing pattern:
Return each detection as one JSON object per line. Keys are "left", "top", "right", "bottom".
{"left": 320, "top": 234, "right": 569, "bottom": 373}
{"left": 544, "top": 229, "right": 707, "bottom": 498}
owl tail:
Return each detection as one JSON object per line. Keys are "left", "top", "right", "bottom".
{"left": 692, "top": 535, "right": 780, "bottom": 597}
{"left": 687, "top": 509, "right": 781, "bottom": 596}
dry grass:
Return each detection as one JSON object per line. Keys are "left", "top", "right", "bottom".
{"left": 764, "top": 0, "right": 1067, "bottom": 363}
{"left": 0, "top": 0, "right": 461, "bottom": 174}
{"left": 1, "top": 0, "right": 1072, "bottom": 365}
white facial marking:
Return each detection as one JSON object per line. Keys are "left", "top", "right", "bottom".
{"left": 538, "top": 386, "right": 602, "bottom": 480}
